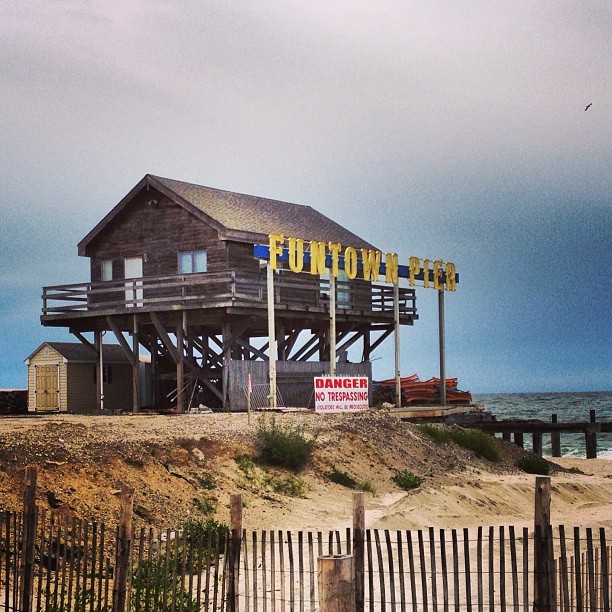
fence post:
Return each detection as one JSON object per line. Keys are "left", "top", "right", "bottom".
{"left": 318, "top": 555, "right": 355, "bottom": 612}
{"left": 228, "top": 494, "right": 243, "bottom": 612}
{"left": 533, "top": 476, "right": 555, "bottom": 612}
{"left": 113, "top": 487, "right": 134, "bottom": 612}
{"left": 20, "top": 466, "right": 37, "bottom": 612}
{"left": 353, "top": 492, "right": 365, "bottom": 612}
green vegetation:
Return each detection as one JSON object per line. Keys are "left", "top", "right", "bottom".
{"left": 419, "top": 423, "right": 501, "bottom": 462}
{"left": 255, "top": 416, "right": 317, "bottom": 471}
{"left": 358, "top": 479, "right": 378, "bottom": 495}
{"left": 271, "top": 474, "right": 308, "bottom": 497}
{"left": 234, "top": 452, "right": 309, "bottom": 498}
{"left": 131, "top": 517, "right": 228, "bottom": 611}
{"left": 418, "top": 423, "right": 448, "bottom": 443}
{"left": 391, "top": 470, "right": 423, "bottom": 490}
{"left": 517, "top": 454, "right": 551, "bottom": 475}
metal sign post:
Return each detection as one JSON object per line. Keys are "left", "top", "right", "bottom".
{"left": 438, "top": 289, "right": 446, "bottom": 406}
{"left": 267, "top": 263, "right": 277, "bottom": 408}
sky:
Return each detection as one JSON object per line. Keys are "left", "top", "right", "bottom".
{"left": 1, "top": 1, "right": 610, "bottom": 394}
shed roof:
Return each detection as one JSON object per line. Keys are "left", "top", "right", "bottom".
{"left": 25, "top": 342, "right": 131, "bottom": 364}
{"left": 78, "top": 174, "right": 375, "bottom": 255}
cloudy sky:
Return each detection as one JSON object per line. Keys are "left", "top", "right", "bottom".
{"left": 1, "top": 1, "right": 610, "bottom": 393}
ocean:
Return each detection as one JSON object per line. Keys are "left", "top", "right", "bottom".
{"left": 472, "top": 391, "right": 612, "bottom": 459}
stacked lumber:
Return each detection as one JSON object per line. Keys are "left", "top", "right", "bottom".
{"left": 372, "top": 375, "right": 472, "bottom": 406}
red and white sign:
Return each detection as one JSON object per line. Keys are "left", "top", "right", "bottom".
{"left": 314, "top": 377, "right": 369, "bottom": 413}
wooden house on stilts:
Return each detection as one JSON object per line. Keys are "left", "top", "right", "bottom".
{"left": 41, "top": 175, "right": 418, "bottom": 412}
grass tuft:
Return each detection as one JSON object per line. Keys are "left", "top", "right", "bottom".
{"left": 419, "top": 423, "right": 500, "bottom": 462}
{"left": 517, "top": 454, "right": 550, "bottom": 475}
{"left": 255, "top": 416, "right": 317, "bottom": 471}
{"left": 391, "top": 470, "right": 423, "bottom": 490}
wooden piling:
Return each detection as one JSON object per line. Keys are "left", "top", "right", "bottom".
{"left": 551, "top": 414, "right": 561, "bottom": 457}
{"left": 532, "top": 432, "right": 543, "bottom": 457}
{"left": 586, "top": 410, "right": 598, "bottom": 459}
{"left": 318, "top": 555, "right": 355, "bottom": 612}
{"left": 352, "top": 493, "right": 365, "bottom": 612}
{"left": 112, "top": 487, "right": 134, "bottom": 612}
{"left": 534, "top": 477, "right": 555, "bottom": 612}
{"left": 19, "top": 466, "right": 37, "bottom": 612}
{"left": 229, "top": 494, "right": 243, "bottom": 612}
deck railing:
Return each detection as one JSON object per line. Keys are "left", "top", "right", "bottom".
{"left": 41, "top": 272, "right": 417, "bottom": 321}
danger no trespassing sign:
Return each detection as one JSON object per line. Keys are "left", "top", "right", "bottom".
{"left": 313, "top": 377, "right": 369, "bottom": 413}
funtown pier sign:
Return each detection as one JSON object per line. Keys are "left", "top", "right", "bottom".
{"left": 254, "top": 234, "right": 459, "bottom": 291}
{"left": 254, "top": 234, "right": 459, "bottom": 410}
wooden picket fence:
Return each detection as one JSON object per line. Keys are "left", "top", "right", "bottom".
{"left": 1, "top": 471, "right": 610, "bottom": 611}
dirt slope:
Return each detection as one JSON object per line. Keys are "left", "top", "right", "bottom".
{"left": 0, "top": 411, "right": 609, "bottom": 533}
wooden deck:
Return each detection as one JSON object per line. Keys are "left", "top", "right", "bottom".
{"left": 41, "top": 271, "right": 417, "bottom": 327}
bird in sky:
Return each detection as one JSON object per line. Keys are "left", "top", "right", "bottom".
{"left": 585, "top": 103, "right": 593, "bottom": 111}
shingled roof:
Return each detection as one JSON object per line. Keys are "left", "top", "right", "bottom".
{"left": 25, "top": 342, "right": 131, "bottom": 364}
{"left": 79, "top": 174, "right": 375, "bottom": 254}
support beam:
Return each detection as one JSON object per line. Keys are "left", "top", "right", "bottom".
{"left": 95, "top": 330, "right": 104, "bottom": 411}
{"left": 106, "top": 316, "right": 138, "bottom": 366}
{"left": 368, "top": 327, "right": 393, "bottom": 354}
{"left": 150, "top": 312, "right": 180, "bottom": 363}
{"left": 176, "top": 323, "right": 185, "bottom": 413}
{"left": 394, "top": 283, "right": 401, "bottom": 409}
{"left": 131, "top": 315, "right": 140, "bottom": 413}
{"left": 296, "top": 330, "right": 327, "bottom": 362}
{"left": 329, "top": 274, "right": 336, "bottom": 375}
{"left": 438, "top": 289, "right": 446, "bottom": 406}
{"left": 267, "top": 264, "right": 277, "bottom": 408}
{"left": 69, "top": 329, "right": 97, "bottom": 356}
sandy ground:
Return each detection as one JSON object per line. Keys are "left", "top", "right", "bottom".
{"left": 0, "top": 412, "right": 610, "bottom": 534}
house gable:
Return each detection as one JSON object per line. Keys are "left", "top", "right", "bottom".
{"left": 79, "top": 174, "right": 377, "bottom": 261}
{"left": 84, "top": 187, "right": 224, "bottom": 281}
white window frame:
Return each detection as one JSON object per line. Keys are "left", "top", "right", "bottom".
{"left": 178, "top": 250, "right": 207, "bottom": 274}
{"left": 101, "top": 259, "right": 113, "bottom": 281}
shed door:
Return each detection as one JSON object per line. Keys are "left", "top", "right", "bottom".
{"left": 35, "top": 365, "right": 59, "bottom": 411}
{"left": 125, "top": 256, "right": 143, "bottom": 307}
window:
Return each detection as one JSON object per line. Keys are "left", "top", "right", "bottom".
{"left": 101, "top": 259, "right": 113, "bottom": 281}
{"left": 178, "top": 250, "right": 207, "bottom": 274}
{"left": 93, "top": 365, "right": 113, "bottom": 384}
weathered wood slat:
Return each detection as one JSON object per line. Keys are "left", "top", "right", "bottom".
{"left": 488, "top": 526, "right": 494, "bottom": 612}
{"left": 418, "top": 530, "right": 428, "bottom": 611}
{"left": 366, "top": 530, "right": 374, "bottom": 612}
{"left": 396, "top": 531, "right": 406, "bottom": 612}
{"left": 508, "top": 526, "right": 519, "bottom": 612}
{"left": 374, "top": 530, "right": 386, "bottom": 611}
{"left": 464, "top": 528, "right": 472, "bottom": 612}
{"left": 600, "top": 529, "right": 609, "bottom": 612}
{"left": 440, "top": 529, "right": 449, "bottom": 611}
{"left": 476, "top": 526, "right": 483, "bottom": 612}
{"left": 384, "top": 530, "right": 396, "bottom": 612}
{"left": 406, "top": 531, "right": 418, "bottom": 612}
{"left": 429, "top": 527, "right": 438, "bottom": 611}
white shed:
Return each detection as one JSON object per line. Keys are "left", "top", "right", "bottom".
{"left": 25, "top": 342, "right": 133, "bottom": 413}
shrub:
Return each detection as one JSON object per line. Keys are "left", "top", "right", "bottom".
{"left": 131, "top": 557, "right": 197, "bottom": 612}
{"left": 255, "top": 417, "right": 317, "bottom": 471}
{"left": 329, "top": 467, "right": 358, "bottom": 489}
{"left": 271, "top": 474, "right": 308, "bottom": 497}
{"left": 448, "top": 427, "right": 500, "bottom": 462}
{"left": 419, "top": 423, "right": 448, "bottom": 442}
{"left": 391, "top": 470, "right": 423, "bottom": 490}
{"left": 517, "top": 454, "right": 550, "bottom": 475}
{"left": 358, "top": 479, "right": 378, "bottom": 495}
{"left": 420, "top": 423, "right": 500, "bottom": 462}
